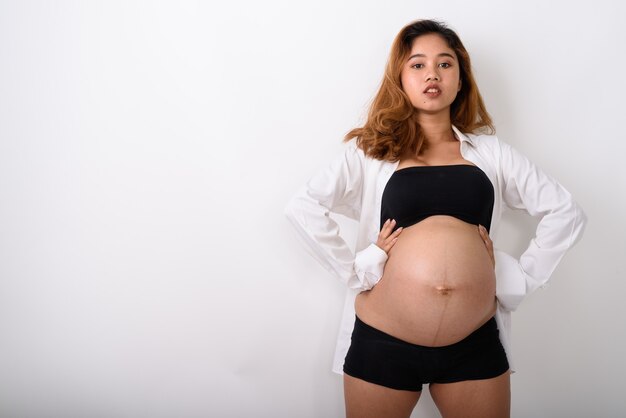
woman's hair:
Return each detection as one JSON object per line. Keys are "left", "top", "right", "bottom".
{"left": 345, "top": 19, "right": 494, "bottom": 161}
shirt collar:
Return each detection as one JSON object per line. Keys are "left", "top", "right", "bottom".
{"left": 452, "top": 125, "right": 475, "bottom": 147}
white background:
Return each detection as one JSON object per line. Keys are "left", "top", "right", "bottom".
{"left": 0, "top": 1, "right": 624, "bottom": 417}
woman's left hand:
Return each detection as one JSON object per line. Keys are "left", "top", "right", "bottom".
{"left": 478, "top": 225, "right": 495, "bottom": 269}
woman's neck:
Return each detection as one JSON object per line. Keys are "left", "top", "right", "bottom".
{"left": 417, "top": 113, "right": 455, "bottom": 145}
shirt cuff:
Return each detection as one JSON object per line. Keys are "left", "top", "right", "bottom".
{"left": 353, "top": 243, "right": 388, "bottom": 290}
{"left": 494, "top": 249, "right": 527, "bottom": 311}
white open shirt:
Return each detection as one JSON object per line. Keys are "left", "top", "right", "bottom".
{"left": 285, "top": 126, "right": 587, "bottom": 374}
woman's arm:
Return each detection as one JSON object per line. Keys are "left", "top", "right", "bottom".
{"left": 284, "top": 141, "right": 389, "bottom": 291}
{"left": 494, "top": 139, "right": 587, "bottom": 311}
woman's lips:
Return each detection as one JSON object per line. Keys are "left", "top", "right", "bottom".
{"left": 423, "top": 84, "right": 441, "bottom": 98}
{"left": 424, "top": 88, "right": 441, "bottom": 98}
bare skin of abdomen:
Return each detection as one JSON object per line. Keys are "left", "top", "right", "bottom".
{"left": 355, "top": 215, "right": 497, "bottom": 347}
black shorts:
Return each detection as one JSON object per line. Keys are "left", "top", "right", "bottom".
{"left": 343, "top": 316, "right": 509, "bottom": 392}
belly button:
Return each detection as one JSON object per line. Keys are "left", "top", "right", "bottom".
{"left": 435, "top": 285, "right": 453, "bottom": 295}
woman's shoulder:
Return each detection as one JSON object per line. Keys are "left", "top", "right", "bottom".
{"left": 344, "top": 137, "right": 361, "bottom": 155}
{"left": 338, "top": 138, "right": 366, "bottom": 167}
{"left": 343, "top": 138, "right": 392, "bottom": 167}
{"left": 313, "top": 139, "right": 391, "bottom": 179}
{"left": 463, "top": 131, "right": 522, "bottom": 160}
{"left": 465, "top": 131, "right": 501, "bottom": 148}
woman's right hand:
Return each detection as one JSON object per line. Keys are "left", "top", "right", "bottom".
{"left": 478, "top": 224, "right": 495, "bottom": 269}
{"left": 376, "top": 219, "right": 403, "bottom": 254}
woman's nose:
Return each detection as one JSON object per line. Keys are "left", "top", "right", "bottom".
{"left": 426, "top": 72, "right": 440, "bottom": 82}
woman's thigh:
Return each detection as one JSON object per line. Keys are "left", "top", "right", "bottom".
{"left": 344, "top": 374, "right": 421, "bottom": 418}
{"left": 429, "top": 370, "right": 511, "bottom": 418}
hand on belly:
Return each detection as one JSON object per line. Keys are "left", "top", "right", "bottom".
{"left": 355, "top": 216, "right": 497, "bottom": 346}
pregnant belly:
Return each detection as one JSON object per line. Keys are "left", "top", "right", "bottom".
{"left": 355, "top": 215, "right": 497, "bottom": 346}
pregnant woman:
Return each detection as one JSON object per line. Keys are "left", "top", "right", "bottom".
{"left": 285, "top": 19, "right": 586, "bottom": 418}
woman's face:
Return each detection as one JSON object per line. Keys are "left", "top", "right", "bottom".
{"left": 400, "top": 33, "right": 461, "bottom": 116}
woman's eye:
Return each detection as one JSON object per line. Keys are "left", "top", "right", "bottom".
{"left": 411, "top": 63, "right": 424, "bottom": 69}
{"left": 439, "top": 62, "right": 452, "bottom": 68}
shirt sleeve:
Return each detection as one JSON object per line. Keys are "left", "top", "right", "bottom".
{"left": 284, "top": 141, "right": 387, "bottom": 291}
{"left": 494, "top": 139, "right": 587, "bottom": 311}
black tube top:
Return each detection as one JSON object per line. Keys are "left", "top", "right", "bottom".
{"left": 380, "top": 164, "right": 495, "bottom": 232}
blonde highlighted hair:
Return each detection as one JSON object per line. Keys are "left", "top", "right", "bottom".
{"left": 345, "top": 19, "right": 494, "bottom": 161}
